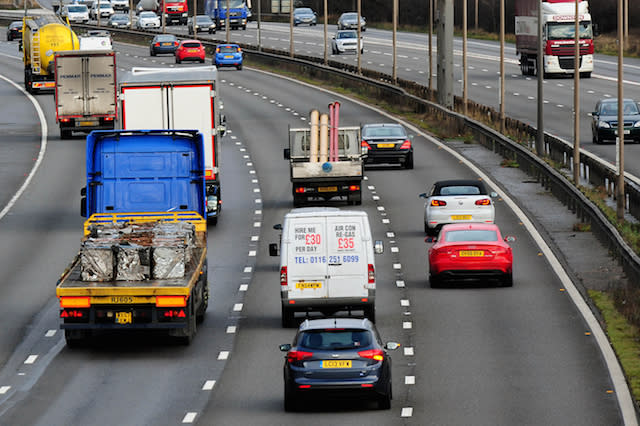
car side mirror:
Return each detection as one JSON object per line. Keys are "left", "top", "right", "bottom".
{"left": 385, "top": 342, "right": 400, "bottom": 350}
{"left": 425, "top": 236, "right": 436, "bottom": 243}
{"left": 504, "top": 235, "right": 516, "bottom": 243}
{"left": 374, "top": 240, "right": 383, "bottom": 254}
{"left": 490, "top": 191, "right": 498, "bottom": 198}
{"left": 269, "top": 243, "right": 279, "bottom": 257}
{"left": 283, "top": 148, "right": 290, "bottom": 159}
{"left": 418, "top": 192, "right": 427, "bottom": 199}
{"left": 279, "top": 343, "right": 291, "bottom": 352}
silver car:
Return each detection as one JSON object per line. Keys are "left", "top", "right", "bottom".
{"left": 337, "top": 12, "right": 365, "bottom": 31}
{"left": 136, "top": 11, "right": 160, "bottom": 29}
{"left": 331, "top": 30, "right": 363, "bottom": 55}
{"left": 419, "top": 179, "right": 497, "bottom": 236}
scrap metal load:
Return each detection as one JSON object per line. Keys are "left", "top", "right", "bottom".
{"left": 80, "top": 221, "right": 198, "bottom": 282}
{"left": 286, "top": 102, "right": 364, "bottom": 207}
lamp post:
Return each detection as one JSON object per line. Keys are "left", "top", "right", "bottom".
{"left": 573, "top": 0, "right": 580, "bottom": 185}
{"left": 617, "top": 0, "right": 625, "bottom": 221}
{"left": 462, "top": 0, "right": 467, "bottom": 116}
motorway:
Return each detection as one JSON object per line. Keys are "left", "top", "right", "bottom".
{"left": 0, "top": 28, "right": 629, "bottom": 425}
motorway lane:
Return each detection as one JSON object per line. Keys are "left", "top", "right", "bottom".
{"left": 199, "top": 67, "right": 622, "bottom": 424}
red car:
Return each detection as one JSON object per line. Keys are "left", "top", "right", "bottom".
{"left": 175, "top": 40, "right": 205, "bottom": 64}
{"left": 427, "top": 223, "right": 514, "bottom": 288}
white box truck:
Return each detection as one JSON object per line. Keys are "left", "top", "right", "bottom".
{"left": 54, "top": 49, "right": 117, "bottom": 139}
{"left": 118, "top": 66, "right": 226, "bottom": 224}
{"left": 270, "top": 207, "right": 383, "bottom": 327}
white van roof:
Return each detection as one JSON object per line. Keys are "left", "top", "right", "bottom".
{"left": 285, "top": 207, "right": 369, "bottom": 219}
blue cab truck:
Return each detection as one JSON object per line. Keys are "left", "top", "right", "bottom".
{"left": 56, "top": 130, "right": 209, "bottom": 347}
{"left": 206, "top": 0, "right": 249, "bottom": 30}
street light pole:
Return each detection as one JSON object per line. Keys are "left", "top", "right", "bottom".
{"left": 499, "top": 0, "right": 505, "bottom": 132}
{"left": 536, "top": 0, "right": 544, "bottom": 155}
{"left": 257, "top": 0, "right": 261, "bottom": 51}
{"left": 323, "top": 0, "right": 327, "bottom": 65}
{"left": 463, "top": 0, "right": 467, "bottom": 116}
{"left": 573, "top": 0, "right": 580, "bottom": 185}
{"left": 428, "top": 0, "right": 433, "bottom": 93}
{"left": 289, "top": 0, "right": 293, "bottom": 57}
{"left": 617, "top": 0, "right": 625, "bottom": 221}
{"left": 357, "top": 0, "right": 362, "bottom": 74}
{"left": 392, "top": 0, "right": 397, "bottom": 82}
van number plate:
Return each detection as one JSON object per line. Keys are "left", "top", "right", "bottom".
{"left": 115, "top": 311, "right": 133, "bottom": 324}
{"left": 296, "top": 282, "right": 322, "bottom": 289}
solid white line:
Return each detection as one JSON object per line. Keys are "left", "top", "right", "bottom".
{"left": 0, "top": 74, "right": 48, "bottom": 223}
{"left": 249, "top": 68, "right": 638, "bottom": 425}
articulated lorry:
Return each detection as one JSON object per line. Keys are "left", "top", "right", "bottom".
{"left": 515, "top": 0, "right": 594, "bottom": 77}
{"left": 285, "top": 104, "right": 364, "bottom": 207}
{"left": 22, "top": 13, "right": 79, "bottom": 93}
{"left": 54, "top": 50, "right": 117, "bottom": 139}
{"left": 118, "top": 66, "right": 225, "bottom": 224}
{"left": 56, "top": 130, "right": 209, "bottom": 347}
{"left": 206, "top": 0, "right": 249, "bottom": 30}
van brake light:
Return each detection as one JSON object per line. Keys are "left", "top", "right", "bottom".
{"left": 280, "top": 266, "right": 288, "bottom": 285}
{"left": 368, "top": 264, "right": 375, "bottom": 284}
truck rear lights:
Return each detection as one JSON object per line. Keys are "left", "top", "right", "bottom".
{"left": 295, "top": 187, "right": 306, "bottom": 194}
{"left": 59, "top": 296, "right": 91, "bottom": 308}
{"left": 61, "top": 118, "right": 71, "bottom": 122}
{"left": 349, "top": 185, "right": 360, "bottom": 192}
{"left": 368, "top": 264, "right": 375, "bottom": 284}
{"left": 60, "top": 309, "right": 86, "bottom": 318}
{"left": 475, "top": 198, "right": 491, "bottom": 206}
{"left": 399, "top": 140, "right": 411, "bottom": 149}
{"left": 280, "top": 266, "right": 288, "bottom": 285}
{"left": 431, "top": 199, "right": 447, "bottom": 207}
{"left": 160, "top": 308, "right": 186, "bottom": 319}
{"left": 156, "top": 295, "right": 187, "bottom": 307}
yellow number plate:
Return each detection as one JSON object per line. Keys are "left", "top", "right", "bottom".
{"left": 318, "top": 186, "right": 338, "bottom": 192}
{"left": 79, "top": 121, "right": 98, "bottom": 126}
{"left": 115, "top": 311, "right": 133, "bottom": 324}
{"left": 377, "top": 143, "right": 395, "bottom": 148}
{"left": 224, "top": 55, "right": 234, "bottom": 58}
{"left": 459, "top": 250, "right": 484, "bottom": 257}
{"left": 296, "top": 282, "right": 322, "bottom": 289}
{"left": 451, "top": 215, "right": 472, "bottom": 220}
{"left": 321, "top": 360, "right": 352, "bottom": 368}
{"left": 91, "top": 296, "right": 155, "bottom": 304}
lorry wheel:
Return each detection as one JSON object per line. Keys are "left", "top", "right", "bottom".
{"left": 196, "top": 262, "right": 209, "bottom": 323}
{"left": 242, "top": 25, "right": 246, "bottom": 30}
{"left": 177, "top": 299, "right": 196, "bottom": 345}
{"left": 364, "top": 305, "right": 376, "bottom": 323}
{"left": 60, "top": 129, "right": 72, "bottom": 139}
{"left": 64, "top": 330, "right": 87, "bottom": 348}
{"left": 293, "top": 195, "right": 304, "bottom": 208}
{"left": 581, "top": 72, "right": 591, "bottom": 79}
{"left": 281, "top": 306, "right": 295, "bottom": 328}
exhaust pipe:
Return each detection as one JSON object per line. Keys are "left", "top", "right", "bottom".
{"left": 309, "top": 109, "right": 319, "bottom": 163}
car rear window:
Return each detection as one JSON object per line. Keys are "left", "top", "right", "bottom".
{"left": 364, "top": 127, "right": 405, "bottom": 138}
{"left": 438, "top": 185, "right": 481, "bottom": 195}
{"left": 444, "top": 230, "right": 498, "bottom": 242}
{"left": 156, "top": 34, "right": 175, "bottom": 41}
{"left": 298, "top": 329, "right": 372, "bottom": 350}
{"left": 218, "top": 46, "right": 238, "bottom": 53}
{"left": 183, "top": 42, "right": 202, "bottom": 48}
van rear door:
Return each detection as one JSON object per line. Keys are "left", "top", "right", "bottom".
{"left": 326, "top": 216, "right": 368, "bottom": 298}
{"left": 286, "top": 218, "right": 329, "bottom": 299}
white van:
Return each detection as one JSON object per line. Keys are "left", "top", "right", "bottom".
{"left": 270, "top": 207, "right": 383, "bottom": 327}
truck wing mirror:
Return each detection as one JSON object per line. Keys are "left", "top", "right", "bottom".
{"left": 80, "top": 197, "right": 87, "bottom": 218}
{"left": 283, "top": 148, "right": 290, "bottom": 159}
{"left": 218, "top": 114, "right": 227, "bottom": 137}
{"left": 374, "top": 240, "right": 383, "bottom": 254}
{"left": 269, "top": 243, "right": 279, "bottom": 257}
{"left": 80, "top": 186, "right": 87, "bottom": 196}
{"left": 273, "top": 224, "right": 282, "bottom": 230}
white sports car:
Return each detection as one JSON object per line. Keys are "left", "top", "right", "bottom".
{"left": 419, "top": 179, "right": 497, "bottom": 236}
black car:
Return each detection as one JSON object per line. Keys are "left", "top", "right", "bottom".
{"left": 361, "top": 123, "right": 413, "bottom": 169}
{"left": 150, "top": 34, "right": 179, "bottom": 56}
{"left": 7, "top": 21, "right": 22, "bottom": 41}
{"left": 188, "top": 15, "right": 216, "bottom": 35}
{"left": 591, "top": 98, "right": 640, "bottom": 144}
{"left": 279, "top": 317, "right": 399, "bottom": 411}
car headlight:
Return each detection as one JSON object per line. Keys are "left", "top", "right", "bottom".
{"left": 598, "top": 121, "right": 611, "bottom": 129}
{"left": 634, "top": 121, "right": 640, "bottom": 128}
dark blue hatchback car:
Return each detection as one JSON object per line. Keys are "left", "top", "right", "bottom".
{"left": 150, "top": 34, "right": 178, "bottom": 56}
{"left": 279, "top": 317, "right": 399, "bottom": 411}
{"left": 214, "top": 44, "right": 243, "bottom": 70}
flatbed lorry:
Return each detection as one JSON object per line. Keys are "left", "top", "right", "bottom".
{"left": 56, "top": 130, "right": 209, "bottom": 346}
{"left": 285, "top": 106, "right": 363, "bottom": 207}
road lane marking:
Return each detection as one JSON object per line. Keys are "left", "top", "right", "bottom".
{"left": 24, "top": 355, "right": 38, "bottom": 364}
{"left": 182, "top": 412, "right": 197, "bottom": 423}
{"left": 0, "top": 386, "right": 10, "bottom": 394}
{"left": 401, "top": 407, "right": 413, "bottom": 417}
{"left": 202, "top": 380, "right": 216, "bottom": 390}
{"left": 404, "top": 347, "right": 414, "bottom": 356}
{"left": 218, "top": 351, "right": 230, "bottom": 360}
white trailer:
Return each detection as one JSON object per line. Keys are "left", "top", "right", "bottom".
{"left": 118, "top": 66, "right": 226, "bottom": 224}
{"left": 54, "top": 49, "right": 117, "bottom": 139}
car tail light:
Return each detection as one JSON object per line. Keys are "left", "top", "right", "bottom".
{"left": 349, "top": 185, "right": 359, "bottom": 192}
{"left": 280, "top": 266, "right": 288, "bottom": 285}
{"left": 475, "top": 198, "right": 491, "bottom": 206}
{"left": 216, "top": 47, "right": 220, "bottom": 53}
{"left": 287, "top": 350, "right": 313, "bottom": 362}
{"left": 155, "top": 42, "right": 160, "bottom": 46}
{"left": 358, "top": 349, "right": 384, "bottom": 361}
{"left": 399, "top": 140, "right": 411, "bottom": 150}
{"left": 368, "top": 264, "right": 375, "bottom": 283}
{"left": 361, "top": 140, "right": 371, "bottom": 149}
{"left": 237, "top": 47, "right": 242, "bottom": 52}
{"left": 430, "top": 199, "right": 446, "bottom": 207}
{"left": 104, "top": 116, "right": 114, "bottom": 121}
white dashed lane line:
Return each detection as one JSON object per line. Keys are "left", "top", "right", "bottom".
{"left": 202, "top": 380, "right": 216, "bottom": 390}
{"left": 218, "top": 351, "right": 230, "bottom": 360}
{"left": 182, "top": 412, "right": 198, "bottom": 423}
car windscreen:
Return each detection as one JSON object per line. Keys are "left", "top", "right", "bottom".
{"left": 68, "top": 6, "right": 87, "bottom": 12}
{"left": 599, "top": 102, "right": 639, "bottom": 115}
{"left": 438, "top": 185, "right": 482, "bottom": 196}
{"left": 364, "top": 126, "right": 405, "bottom": 138}
{"left": 140, "top": 12, "right": 155, "bottom": 17}
{"left": 444, "top": 230, "right": 498, "bottom": 242}
{"left": 298, "top": 329, "right": 372, "bottom": 350}
{"left": 218, "top": 45, "right": 238, "bottom": 52}
{"left": 342, "top": 13, "right": 357, "bottom": 19}
{"left": 338, "top": 31, "right": 356, "bottom": 39}
{"left": 196, "top": 16, "right": 212, "bottom": 23}
{"left": 295, "top": 8, "right": 311, "bottom": 14}
{"left": 112, "top": 14, "right": 127, "bottom": 20}
{"left": 183, "top": 42, "right": 201, "bottom": 48}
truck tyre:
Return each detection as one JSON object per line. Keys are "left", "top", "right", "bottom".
{"left": 196, "top": 261, "right": 209, "bottom": 322}
{"left": 364, "top": 305, "right": 375, "bottom": 323}
{"left": 64, "top": 330, "right": 87, "bottom": 348}
{"left": 581, "top": 72, "right": 591, "bottom": 79}
{"left": 60, "top": 128, "right": 72, "bottom": 139}
{"left": 281, "top": 306, "right": 295, "bottom": 328}
{"left": 293, "top": 195, "right": 304, "bottom": 208}
{"left": 177, "top": 298, "right": 196, "bottom": 345}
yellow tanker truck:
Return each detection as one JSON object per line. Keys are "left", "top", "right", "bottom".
{"left": 22, "top": 14, "right": 79, "bottom": 93}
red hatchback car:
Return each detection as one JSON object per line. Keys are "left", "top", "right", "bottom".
{"left": 427, "top": 223, "right": 514, "bottom": 288}
{"left": 175, "top": 40, "right": 205, "bottom": 64}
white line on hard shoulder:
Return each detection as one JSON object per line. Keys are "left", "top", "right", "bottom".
{"left": 0, "top": 74, "right": 48, "bottom": 223}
